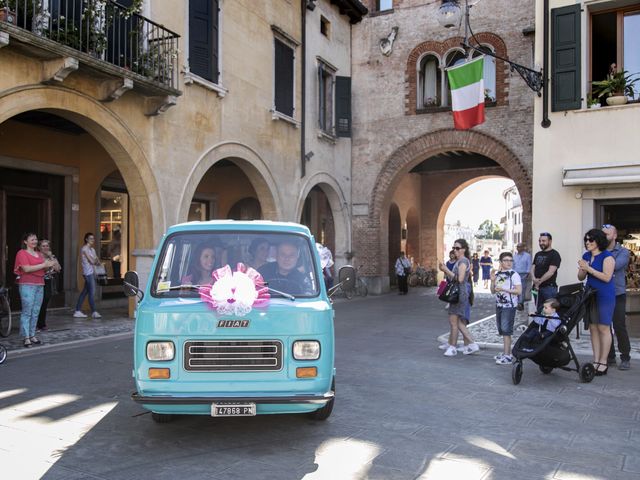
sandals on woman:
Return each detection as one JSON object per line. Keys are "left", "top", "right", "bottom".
{"left": 593, "top": 362, "right": 608, "bottom": 376}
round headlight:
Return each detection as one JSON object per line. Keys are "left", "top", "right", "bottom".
{"left": 146, "top": 341, "right": 175, "bottom": 361}
{"left": 293, "top": 341, "right": 320, "bottom": 360}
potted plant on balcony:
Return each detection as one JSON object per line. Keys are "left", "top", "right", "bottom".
{"left": 592, "top": 63, "right": 639, "bottom": 106}
{"left": 0, "top": 1, "right": 17, "bottom": 25}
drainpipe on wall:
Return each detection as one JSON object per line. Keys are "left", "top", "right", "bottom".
{"left": 300, "top": 0, "right": 307, "bottom": 178}
{"left": 542, "top": 0, "right": 551, "bottom": 128}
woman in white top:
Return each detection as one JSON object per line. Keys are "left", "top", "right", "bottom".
{"left": 74, "top": 232, "right": 101, "bottom": 319}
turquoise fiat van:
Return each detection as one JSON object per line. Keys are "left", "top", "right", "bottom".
{"left": 124, "top": 221, "right": 348, "bottom": 423}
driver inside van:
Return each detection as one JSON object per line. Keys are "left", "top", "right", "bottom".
{"left": 259, "top": 241, "right": 308, "bottom": 294}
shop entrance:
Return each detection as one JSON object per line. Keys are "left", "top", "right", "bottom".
{"left": 0, "top": 167, "right": 65, "bottom": 309}
{"left": 598, "top": 200, "right": 640, "bottom": 324}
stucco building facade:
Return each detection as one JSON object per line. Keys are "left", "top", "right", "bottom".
{"left": 533, "top": 0, "right": 640, "bottom": 315}
{"left": 0, "top": 0, "right": 365, "bottom": 312}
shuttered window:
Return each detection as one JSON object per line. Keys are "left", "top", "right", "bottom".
{"left": 274, "top": 38, "right": 295, "bottom": 117}
{"left": 189, "top": 0, "right": 219, "bottom": 83}
{"left": 335, "top": 76, "right": 351, "bottom": 137}
{"left": 551, "top": 4, "right": 581, "bottom": 111}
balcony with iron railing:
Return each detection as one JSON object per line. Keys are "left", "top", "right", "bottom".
{"left": 0, "top": 0, "right": 181, "bottom": 112}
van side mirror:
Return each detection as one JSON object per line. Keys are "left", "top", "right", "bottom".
{"left": 123, "top": 271, "right": 140, "bottom": 298}
{"left": 327, "top": 265, "right": 356, "bottom": 299}
{"left": 338, "top": 265, "right": 356, "bottom": 291}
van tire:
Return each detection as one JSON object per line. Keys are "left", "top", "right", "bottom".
{"left": 309, "top": 378, "right": 335, "bottom": 421}
{"left": 151, "top": 412, "right": 174, "bottom": 423}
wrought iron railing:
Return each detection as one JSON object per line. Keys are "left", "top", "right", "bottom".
{"left": 0, "top": 0, "right": 179, "bottom": 89}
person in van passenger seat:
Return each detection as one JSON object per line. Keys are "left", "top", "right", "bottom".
{"left": 182, "top": 243, "right": 217, "bottom": 285}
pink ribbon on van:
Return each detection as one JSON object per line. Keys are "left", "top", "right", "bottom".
{"left": 199, "top": 263, "right": 270, "bottom": 316}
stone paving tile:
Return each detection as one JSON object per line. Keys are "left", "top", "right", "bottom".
{"left": 414, "top": 457, "right": 489, "bottom": 480}
{"left": 356, "top": 463, "right": 418, "bottom": 480}
{"left": 510, "top": 440, "right": 625, "bottom": 470}
{"left": 555, "top": 463, "right": 640, "bottom": 480}
{"left": 444, "top": 443, "right": 562, "bottom": 476}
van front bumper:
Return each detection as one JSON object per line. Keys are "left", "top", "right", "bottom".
{"left": 131, "top": 391, "right": 334, "bottom": 405}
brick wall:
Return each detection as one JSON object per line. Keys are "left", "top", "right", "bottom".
{"left": 351, "top": 0, "right": 535, "bottom": 292}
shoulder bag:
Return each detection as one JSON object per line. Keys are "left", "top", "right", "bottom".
{"left": 438, "top": 280, "right": 460, "bottom": 303}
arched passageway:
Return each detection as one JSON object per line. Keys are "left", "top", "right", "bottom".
{"left": 354, "top": 128, "right": 531, "bottom": 293}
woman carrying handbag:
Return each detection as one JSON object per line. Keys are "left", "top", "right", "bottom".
{"left": 438, "top": 239, "right": 479, "bottom": 357}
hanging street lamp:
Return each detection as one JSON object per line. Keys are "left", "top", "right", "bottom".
{"left": 437, "top": 0, "right": 544, "bottom": 96}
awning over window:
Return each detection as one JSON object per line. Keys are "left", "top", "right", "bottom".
{"left": 562, "top": 162, "right": 640, "bottom": 186}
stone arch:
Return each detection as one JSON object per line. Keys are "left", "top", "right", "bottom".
{"left": 178, "top": 142, "right": 281, "bottom": 222}
{"left": 405, "top": 32, "right": 510, "bottom": 115}
{"left": 296, "top": 172, "right": 350, "bottom": 266}
{"left": 0, "top": 85, "right": 161, "bottom": 249}
{"left": 367, "top": 128, "right": 531, "bottom": 280}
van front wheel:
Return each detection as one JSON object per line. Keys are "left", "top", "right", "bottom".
{"left": 309, "top": 378, "right": 335, "bottom": 421}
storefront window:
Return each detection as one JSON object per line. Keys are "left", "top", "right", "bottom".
{"left": 100, "top": 190, "right": 128, "bottom": 279}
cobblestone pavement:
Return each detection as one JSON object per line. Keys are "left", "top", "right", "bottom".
{"left": 1, "top": 288, "right": 640, "bottom": 479}
{"left": 4, "top": 289, "right": 640, "bottom": 360}
{"left": 2, "top": 307, "right": 133, "bottom": 353}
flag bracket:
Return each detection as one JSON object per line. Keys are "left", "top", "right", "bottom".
{"left": 462, "top": 41, "right": 543, "bottom": 97}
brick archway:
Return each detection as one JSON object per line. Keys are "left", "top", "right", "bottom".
{"left": 361, "top": 128, "right": 531, "bottom": 286}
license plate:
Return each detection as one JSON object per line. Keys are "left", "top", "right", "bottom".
{"left": 211, "top": 403, "right": 256, "bottom": 417}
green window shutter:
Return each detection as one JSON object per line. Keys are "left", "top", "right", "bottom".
{"left": 335, "top": 76, "right": 351, "bottom": 138}
{"left": 551, "top": 4, "right": 581, "bottom": 111}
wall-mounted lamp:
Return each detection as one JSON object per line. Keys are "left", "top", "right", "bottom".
{"left": 305, "top": 151, "right": 314, "bottom": 162}
{"left": 437, "top": 0, "right": 543, "bottom": 96}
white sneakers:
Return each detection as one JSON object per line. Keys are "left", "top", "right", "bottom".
{"left": 73, "top": 311, "right": 101, "bottom": 319}
{"left": 461, "top": 343, "right": 480, "bottom": 355}
{"left": 443, "top": 345, "right": 457, "bottom": 356}
{"left": 496, "top": 354, "right": 514, "bottom": 365}
{"left": 441, "top": 342, "right": 480, "bottom": 356}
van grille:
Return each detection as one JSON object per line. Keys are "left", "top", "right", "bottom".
{"left": 183, "top": 340, "right": 283, "bottom": 372}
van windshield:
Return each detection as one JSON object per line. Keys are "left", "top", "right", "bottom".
{"left": 151, "top": 231, "right": 320, "bottom": 298}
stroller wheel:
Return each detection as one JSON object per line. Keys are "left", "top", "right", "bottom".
{"left": 579, "top": 363, "right": 596, "bottom": 383}
{"left": 512, "top": 361, "right": 523, "bottom": 385}
{"left": 539, "top": 365, "right": 554, "bottom": 375}
{"left": 0, "top": 344, "right": 6, "bottom": 365}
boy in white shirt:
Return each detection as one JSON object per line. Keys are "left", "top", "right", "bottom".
{"left": 490, "top": 252, "right": 522, "bottom": 365}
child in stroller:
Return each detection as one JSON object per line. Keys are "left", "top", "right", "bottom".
{"left": 519, "top": 298, "right": 561, "bottom": 351}
{"left": 511, "top": 284, "right": 596, "bottom": 384}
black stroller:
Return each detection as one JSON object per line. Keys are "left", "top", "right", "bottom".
{"left": 511, "top": 283, "right": 596, "bottom": 385}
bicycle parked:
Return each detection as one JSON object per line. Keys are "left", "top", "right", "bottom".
{"left": 0, "top": 283, "right": 10, "bottom": 364}
{"left": 0, "top": 283, "right": 11, "bottom": 338}
{"left": 408, "top": 265, "right": 437, "bottom": 287}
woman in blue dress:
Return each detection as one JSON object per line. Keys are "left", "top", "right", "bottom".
{"left": 577, "top": 228, "right": 615, "bottom": 376}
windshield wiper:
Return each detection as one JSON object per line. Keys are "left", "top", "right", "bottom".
{"left": 265, "top": 286, "right": 296, "bottom": 301}
{"left": 156, "top": 284, "right": 205, "bottom": 294}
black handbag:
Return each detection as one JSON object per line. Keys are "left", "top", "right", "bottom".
{"left": 438, "top": 280, "right": 460, "bottom": 303}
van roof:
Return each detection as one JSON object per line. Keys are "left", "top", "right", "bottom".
{"left": 167, "top": 220, "right": 312, "bottom": 235}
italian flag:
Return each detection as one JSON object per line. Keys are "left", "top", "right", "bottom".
{"left": 447, "top": 56, "right": 485, "bottom": 130}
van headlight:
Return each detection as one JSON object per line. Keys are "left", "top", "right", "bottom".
{"left": 293, "top": 341, "right": 320, "bottom": 360}
{"left": 146, "top": 341, "right": 175, "bottom": 361}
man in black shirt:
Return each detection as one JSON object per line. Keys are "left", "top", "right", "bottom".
{"left": 530, "top": 232, "right": 561, "bottom": 312}
{"left": 259, "top": 241, "right": 309, "bottom": 295}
